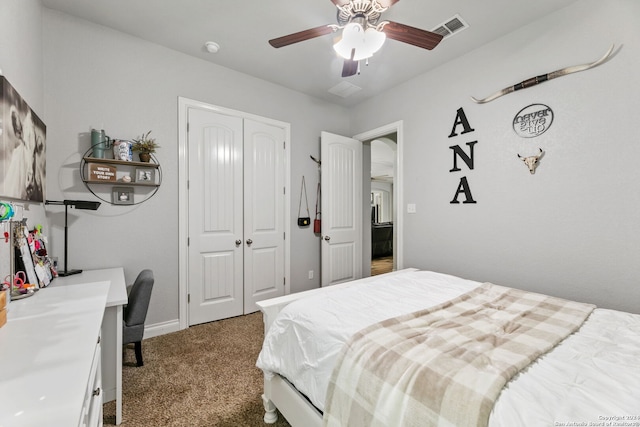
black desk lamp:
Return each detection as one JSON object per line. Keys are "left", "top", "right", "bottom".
{"left": 45, "top": 199, "right": 101, "bottom": 276}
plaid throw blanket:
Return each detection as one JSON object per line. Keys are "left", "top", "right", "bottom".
{"left": 323, "top": 283, "right": 595, "bottom": 427}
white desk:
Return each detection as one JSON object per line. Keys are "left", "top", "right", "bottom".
{"left": 0, "top": 278, "right": 109, "bottom": 426}
{"left": 0, "top": 268, "right": 127, "bottom": 426}
{"left": 53, "top": 268, "right": 128, "bottom": 425}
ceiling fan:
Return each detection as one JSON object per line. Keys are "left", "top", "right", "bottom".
{"left": 268, "top": 0, "right": 444, "bottom": 77}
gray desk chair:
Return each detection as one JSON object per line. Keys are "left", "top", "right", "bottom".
{"left": 123, "top": 269, "right": 154, "bottom": 367}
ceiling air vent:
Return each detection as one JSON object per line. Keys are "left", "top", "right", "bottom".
{"left": 328, "top": 81, "right": 362, "bottom": 98}
{"left": 432, "top": 14, "right": 468, "bottom": 39}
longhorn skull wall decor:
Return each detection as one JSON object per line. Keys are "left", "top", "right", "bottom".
{"left": 517, "top": 148, "right": 544, "bottom": 174}
{"left": 471, "top": 45, "right": 615, "bottom": 104}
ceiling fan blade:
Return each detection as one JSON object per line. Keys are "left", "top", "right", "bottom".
{"left": 342, "top": 59, "right": 358, "bottom": 77}
{"left": 269, "top": 25, "right": 335, "bottom": 48}
{"left": 381, "top": 21, "right": 444, "bottom": 50}
{"left": 341, "top": 48, "right": 358, "bottom": 77}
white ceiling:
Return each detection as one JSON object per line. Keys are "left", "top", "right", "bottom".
{"left": 40, "top": 0, "right": 579, "bottom": 107}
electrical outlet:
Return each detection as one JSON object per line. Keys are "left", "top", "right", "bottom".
{"left": 308, "top": 270, "right": 314, "bottom": 280}
{"left": 407, "top": 203, "right": 417, "bottom": 214}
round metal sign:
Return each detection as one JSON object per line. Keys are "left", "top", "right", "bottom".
{"left": 512, "top": 104, "right": 554, "bottom": 138}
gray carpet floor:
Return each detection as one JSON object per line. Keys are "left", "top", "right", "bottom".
{"left": 104, "top": 312, "right": 292, "bottom": 426}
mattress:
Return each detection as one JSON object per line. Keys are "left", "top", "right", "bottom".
{"left": 256, "top": 269, "right": 640, "bottom": 425}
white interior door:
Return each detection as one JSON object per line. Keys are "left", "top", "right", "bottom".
{"left": 187, "top": 108, "right": 244, "bottom": 325}
{"left": 321, "top": 131, "right": 363, "bottom": 286}
{"left": 243, "top": 119, "right": 285, "bottom": 313}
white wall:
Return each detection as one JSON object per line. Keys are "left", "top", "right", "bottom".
{"left": 5, "top": 0, "right": 637, "bottom": 332}
{"left": 352, "top": 0, "right": 640, "bottom": 313}
{"left": 41, "top": 8, "right": 351, "bottom": 327}
{"left": 0, "top": 0, "right": 48, "bottom": 226}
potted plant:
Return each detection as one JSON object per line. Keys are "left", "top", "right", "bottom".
{"left": 132, "top": 131, "right": 159, "bottom": 162}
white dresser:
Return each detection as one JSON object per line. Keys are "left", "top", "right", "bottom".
{"left": 0, "top": 268, "right": 127, "bottom": 427}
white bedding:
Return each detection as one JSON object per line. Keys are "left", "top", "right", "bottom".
{"left": 256, "top": 269, "right": 640, "bottom": 425}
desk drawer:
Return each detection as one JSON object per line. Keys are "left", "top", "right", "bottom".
{"left": 80, "top": 336, "right": 103, "bottom": 427}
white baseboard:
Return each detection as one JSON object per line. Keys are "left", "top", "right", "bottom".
{"left": 143, "top": 319, "right": 181, "bottom": 339}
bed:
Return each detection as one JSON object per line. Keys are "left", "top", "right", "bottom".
{"left": 256, "top": 269, "right": 640, "bottom": 427}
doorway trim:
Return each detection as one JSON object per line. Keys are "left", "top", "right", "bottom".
{"left": 354, "top": 120, "right": 403, "bottom": 271}
{"left": 177, "top": 97, "right": 291, "bottom": 330}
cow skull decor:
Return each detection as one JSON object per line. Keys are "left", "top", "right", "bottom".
{"left": 517, "top": 148, "right": 544, "bottom": 174}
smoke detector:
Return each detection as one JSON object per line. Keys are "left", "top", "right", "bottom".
{"left": 205, "top": 41, "right": 220, "bottom": 54}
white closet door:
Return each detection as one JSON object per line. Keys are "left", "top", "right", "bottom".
{"left": 188, "top": 108, "right": 244, "bottom": 325}
{"left": 320, "top": 131, "right": 363, "bottom": 287}
{"left": 243, "top": 119, "right": 285, "bottom": 313}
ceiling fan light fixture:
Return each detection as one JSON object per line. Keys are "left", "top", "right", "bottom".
{"left": 333, "top": 22, "right": 385, "bottom": 61}
{"left": 364, "top": 27, "right": 386, "bottom": 54}
{"left": 268, "top": 0, "right": 443, "bottom": 77}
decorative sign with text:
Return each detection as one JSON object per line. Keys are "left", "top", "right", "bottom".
{"left": 513, "top": 103, "right": 553, "bottom": 138}
{"left": 87, "top": 163, "right": 116, "bottom": 182}
{"left": 448, "top": 107, "right": 477, "bottom": 204}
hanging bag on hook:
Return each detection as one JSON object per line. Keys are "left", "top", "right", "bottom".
{"left": 297, "top": 176, "right": 311, "bottom": 227}
{"left": 314, "top": 183, "right": 321, "bottom": 233}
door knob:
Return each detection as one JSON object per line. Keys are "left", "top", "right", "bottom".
{"left": 324, "top": 236, "right": 330, "bottom": 241}
{"left": 235, "top": 240, "right": 242, "bottom": 246}
{"left": 246, "top": 239, "right": 253, "bottom": 245}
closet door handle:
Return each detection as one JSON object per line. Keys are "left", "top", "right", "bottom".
{"left": 324, "top": 236, "right": 330, "bottom": 241}
{"left": 235, "top": 240, "right": 242, "bottom": 246}
{"left": 246, "top": 239, "right": 253, "bottom": 246}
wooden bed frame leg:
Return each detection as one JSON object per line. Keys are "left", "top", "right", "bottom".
{"left": 262, "top": 393, "right": 278, "bottom": 424}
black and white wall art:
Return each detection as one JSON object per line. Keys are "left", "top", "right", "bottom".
{"left": 0, "top": 76, "right": 46, "bottom": 202}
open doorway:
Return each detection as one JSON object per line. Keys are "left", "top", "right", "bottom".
{"left": 369, "top": 135, "right": 396, "bottom": 276}
{"left": 320, "top": 122, "right": 402, "bottom": 286}
{"left": 352, "top": 121, "right": 403, "bottom": 280}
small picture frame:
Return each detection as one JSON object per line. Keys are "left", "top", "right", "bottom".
{"left": 112, "top": 186, "right": 134, "bottom": 205}
{"left": 135, "top": 168, "right": 155, "bottom": 183}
